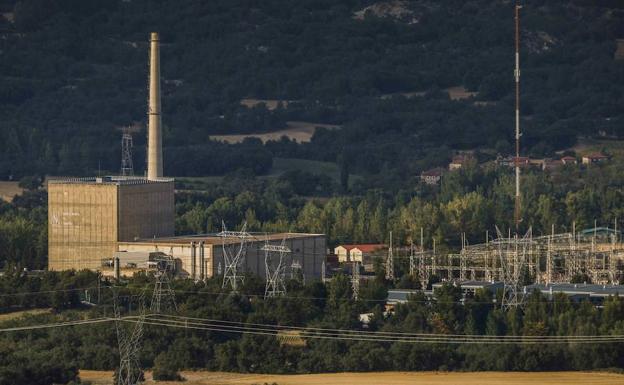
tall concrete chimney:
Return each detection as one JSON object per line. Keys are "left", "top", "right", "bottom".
{"left": 147, "top": 32, "right": 163, "bottom": 180}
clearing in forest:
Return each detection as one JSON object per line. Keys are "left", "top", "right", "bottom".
{"left": 210, "top": 121, "right": 340, "bottom": 144}
{"left": 0, "top": 181, "right": 23, "bottom": 202}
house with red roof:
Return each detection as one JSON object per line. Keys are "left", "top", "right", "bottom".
{"left": 420, "top": 168, "right": 443, "bottom": 185}
{"left": 582, "top": 153, "right": 608, "bottom": 165}
{"left": 561, "top": 156, "right": 577, "bottom": 165}
{"left": 334, "top": 244, "right": 386, "bottom": 263}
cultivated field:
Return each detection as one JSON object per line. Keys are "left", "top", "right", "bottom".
{"left": 210, "top": 121, "right": 340, "bottom": 144}
{"left": 240, "top": 98, "right": 295, "bottom": 110}
{"left": 0, "top": 181, "right": 23, "bottom": 202}
{"left": 80, "top": 370, "right": 624, "bottom": 385}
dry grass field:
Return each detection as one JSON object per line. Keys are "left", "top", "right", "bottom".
{"left": 446, "top": 86, "right": 478, "bottom": 100}
{"left": 614, "top": 39, "right": 624, "bottom": 61}
{"left": 0, "top": 181, "right": 23, "bottom": 202}
{"left": 211, "top": 121, "right": 340, "bottom": 144}
{"left": 0, "top": 308, "right": 52, "bottom": 322}
{"left": 240, "top": 98, "right": 295, "bottom": 110}
{"left": 80, "top": 370, "right": 624, "bottom": 385}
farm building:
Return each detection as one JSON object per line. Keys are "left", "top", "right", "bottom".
{"left": 582, "top": 153, "right": 608, "bottom": 165}
{"left": 334, "top": 244, "right": 386, "bottom": 263}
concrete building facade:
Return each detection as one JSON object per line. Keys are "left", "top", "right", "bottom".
{"left": 48, "top": 176, "right": 174, "bottom": 271}
{"left": 115, "top": 233, "right": 326, "bottom": 281}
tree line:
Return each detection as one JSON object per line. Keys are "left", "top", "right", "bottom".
{"left": 1, "top": 270, "right": 624, "bottom": 384}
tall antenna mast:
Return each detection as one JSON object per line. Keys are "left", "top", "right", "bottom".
{"left": 514, "top": 3, "right": 522, "bottom": 234}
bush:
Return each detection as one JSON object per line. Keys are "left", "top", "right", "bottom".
{"left": 152, "top": 352, "right": 184, "bottom": 382}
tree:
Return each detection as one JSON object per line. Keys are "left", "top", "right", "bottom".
{"left": 152, "top": 352, "right": 184, "bottom": 381}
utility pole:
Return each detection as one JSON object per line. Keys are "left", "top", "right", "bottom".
{"left": 514, "top": 2, "right": 522, "bottom": 234}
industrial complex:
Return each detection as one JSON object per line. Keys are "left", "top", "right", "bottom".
{"left": 47, "top": 32, "right": 326, "bottom": 282}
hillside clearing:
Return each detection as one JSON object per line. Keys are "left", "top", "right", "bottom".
{"left": 570, "top": 138, "right": 624, "bottom": 159}
{"left": 0, "top": 308, "right": 52, "bottom": 322}
{"left": 176, "top": 157, "right": 361, "bottom": 191}
{"left": 240, "top": 98, "right": 295, "bottom": 110}
{"left": 79, "top": 370, "right": 624, "bottom": 385}
{"left": 210, "top": 121, "right": 340, "bottom": 144}
{"left": 446, "top": 86, "right": 477, "bottom": 100}
{"left": 0, "top": 181, "right": 23, "bottom": 202}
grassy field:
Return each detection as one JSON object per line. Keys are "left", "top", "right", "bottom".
{"left": 176, "top": 157, "right": 360, "bottom": 191}
{"left": 0, "top": 308, "right": 52, "bottom": 322}
{"left": 240, "top": 98, "right": 295, "bottom": 110}
{"left": 0, "top": 181, "right": 23, "bottom": 202}
{"left": 210, "top": 121, "right": 340, "bottom": 144}
{"left": 80, "top": 370, "right": 624, "bottom": 385}
{"left": 570, "top": 138, "right": 624, "bottom": 159}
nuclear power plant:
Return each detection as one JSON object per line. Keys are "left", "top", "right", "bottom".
{"left": 47, "top": 33, "right": 326, "bottom": 279}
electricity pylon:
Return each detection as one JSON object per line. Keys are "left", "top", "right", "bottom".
{"left": 121, "top": 129, "right": 134, "bottom": 176}
{"left": 351, "top": 261, "right": 360, "bottom": 300}
{"left": 150, "top": 253, "right": 177, "bottom": 313}
{"left": 385, "top": 231, "right": 395, "bottom": 281}
{"left": 218, "top": 221, "right": 250, "bottom": 292}
{"left": 114, "top": 291, "right": 145, "bottom": 385}
{"left": 494, "top": 226, "right": 532, "bottom": 310}
{"left": 262, "top": 236, "right": 291, "bottom": 298}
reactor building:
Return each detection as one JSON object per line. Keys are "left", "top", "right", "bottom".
{"left": 48, "top": 33, "right": 326, "bottom": 280}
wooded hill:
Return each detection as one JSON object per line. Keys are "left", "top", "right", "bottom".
{"left": 0, "top": 0, "right": 623, "bottom": 181}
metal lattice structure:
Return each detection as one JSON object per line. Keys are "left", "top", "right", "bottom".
{"left": 351, "top": 261, "right": 360, "bottom": 300}
{"left": 385, "top": 231, "right": 395, "bottom": 281}
{"left": 114, "top": 291, "right": 146, "bottom": 385}
{"left": 218, "top": 221, "right": 251, "bottom": 292}
{"left": 121, "top": 129, "right": 134, "bottom": 176}
{"left": 494, "top": 227, "right": 532, "bottom": 309}
{"left": 393, "top": 223, "right": 624, "bottom": 305}
{"left": 150, "top": 253, "right": 177, "bottom": 313}
{"left": 262, "top": 237, "right": 291, "bottom": 298}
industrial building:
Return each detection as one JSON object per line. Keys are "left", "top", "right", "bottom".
{"left": 114, "top": 232, "right": 326, "bottom": 280}
{"left": 47, "top": 32, "right": 327, "bottom": 282}
{"left": 48, "top": 176, "right": 174, "bottom": 270}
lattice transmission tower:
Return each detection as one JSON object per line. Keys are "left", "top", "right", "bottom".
{"left": 494, "top": 227, "right": 532, "bottom": 310}
{"left": 351, "top": 261, "right": 360, "bottom": 300}
{"left": 121, "top": 128, "right": 134, "bottom": 176}
{"left": 150, "top": 252, "right": 177, "bottom": 314}
{"left": 262, "top": 236, "right": 291, "bottom": 298}
{"left": 385, "top": 231, "right": 395, "bottom": 281}
{"left": 218, "top": 221, "right": 250, "bottom": 292}
{"left": 114, "top": 291, "right": 146, "bottom": 385}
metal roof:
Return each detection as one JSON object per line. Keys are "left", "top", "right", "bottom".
{"left": 526, "top": 283, "right": 624, "bottom": 298}
{"left": 48, "top": 176, "right": 174, "bottom": 185}
{"left": 122, "top": 232, "right": 325, "bottom": 246}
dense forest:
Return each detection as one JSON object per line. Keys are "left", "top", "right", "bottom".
{"left": 1, "top": 0, "right": 624, "bottom": 180}
{"left": 1, "top": 270, "right": 624, "bottom": 384}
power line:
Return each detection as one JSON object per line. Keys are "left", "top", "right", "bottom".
{"left": 3, "top": 313, "right": 624, "bottom": 345}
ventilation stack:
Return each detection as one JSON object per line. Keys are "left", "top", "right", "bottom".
{"left": 147, "top": 32, "right": 163, "bottom": 180}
